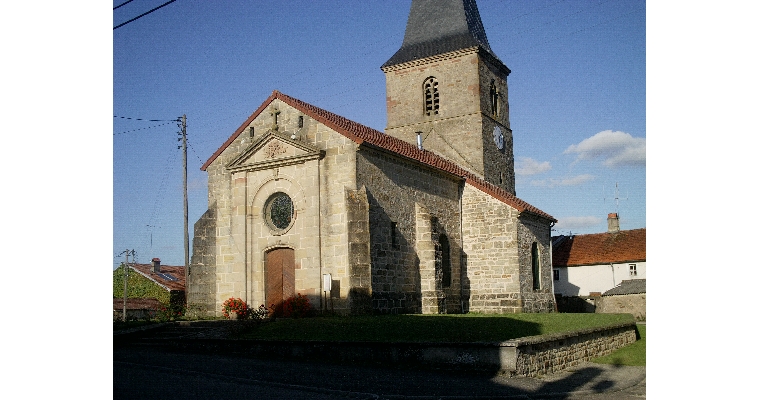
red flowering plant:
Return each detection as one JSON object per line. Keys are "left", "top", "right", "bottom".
{"left": 282, "top": 293, "right": 314, "bottom": 318}
{"left": 222, "top": 297, "right": 251, "bottom": 319}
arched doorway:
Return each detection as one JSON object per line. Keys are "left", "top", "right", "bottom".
{"left": 266, "top": 248, "right": 295, "bottom": 315}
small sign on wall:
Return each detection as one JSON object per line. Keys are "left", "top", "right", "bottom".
{"left": 323, "top": 274, "right": 332, "bottom": 293}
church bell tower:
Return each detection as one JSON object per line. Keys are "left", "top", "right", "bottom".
{"left": 382, "top": 0, "right": 515, "bottom": 194}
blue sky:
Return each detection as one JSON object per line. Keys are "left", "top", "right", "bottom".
{"left": 113, "top": 0, "right": 646, "bottom": 269}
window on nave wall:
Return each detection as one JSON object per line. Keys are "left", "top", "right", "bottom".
{"left": 531, "top": 242, "right": 541, "bottom": 290}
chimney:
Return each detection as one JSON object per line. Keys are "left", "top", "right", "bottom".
{"left": 151, "top": 258, "right": 161, "bottom": 273}
{"left": 416, "top": 131, "right": 423, "bottom": 150}
{"left": 607, "top": 213, "right": 620, "bottom": 233}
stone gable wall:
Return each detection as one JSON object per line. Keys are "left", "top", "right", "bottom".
{"left": 516, "top": 214, "right": 556, "bottom": 313}
{"left": 191, "top": 99, "right": 357, "bottom": 316}
{"left": 461, "top": 184, "right": 523, "bottom": 313}
{"left": 356, "top": 147, "right": 462, "bottom": 314}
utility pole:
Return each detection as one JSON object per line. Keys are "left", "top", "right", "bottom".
{"left": 119, "top": 249, "right": 135, "bottom": 322}
{"left": 180, "top": 115, "right": 189, "bottom": 302}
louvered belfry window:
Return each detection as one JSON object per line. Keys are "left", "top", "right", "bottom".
{"left": 424, "top": 77, "right": 439, "bottom": 116}
{"left": 490, "top": 80, "right": 499, "bottom": 117}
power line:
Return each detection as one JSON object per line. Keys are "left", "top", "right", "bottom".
{"left": 186, "top": 141, "right": 205, "bottom": 167}
{"left": 113, "top": 120, "right": 176, "bottom": 135}
{"left": 114, "top": 0, "right": 178, "bottom": 30}
{"left": 113, "top": 0, "right": 135, "bottom": 11}
{"left": 114, "top": 115, "right": 179, "bottom": 122}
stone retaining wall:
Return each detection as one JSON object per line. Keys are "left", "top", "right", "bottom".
{"left": 503, "top": 322, "right": 637, "bottom": 377}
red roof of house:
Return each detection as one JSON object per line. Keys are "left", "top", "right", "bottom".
{"left": 129, "top": 263, "right": 186, "bottom": 292}
{"left": 112, "top": 297, "right": 162, "bottom": 311}
{"left": 552, "top": 228, "right": 646, "bottom": 267}
{"left": 202, "top": 91, "right": 555, "bottom": 222}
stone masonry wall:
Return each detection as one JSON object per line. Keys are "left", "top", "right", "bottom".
{"left": 478, "top": 56, "right": 515, "bottom": 194}
{"left": 460, "top": 184, "right": 523, "bottom": 313}
{"left": 597, "top": 294, "right": 646, "bottom": 321}
{"left": 236, "top": 153, "right": 322, "bottom": 311}
{"left": 383, "top": 50, "right": 514, "bottom": 194}
{"left": 517, "top": 214, "right": 556, "bottom": 313}
{"left": 197, "top": 99, "right": 357, "bottom": 316}
{"left": 187, "top": 207, "right": 216, "bottom": 318}
{"left": 346, "top": 186, "right": 372, "bottom": 314}
{"left": 356, "top": 147, "right": 462, "bottom": 314}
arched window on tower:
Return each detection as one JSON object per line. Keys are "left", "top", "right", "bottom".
{"left": 490, "top": 80, "right": 499, "bottom": 117}
{"left": 531, "top": 242, "right": 540, "bottom": 290}
{"left": 423, "top": 77, "right": 439, "bottom": 116}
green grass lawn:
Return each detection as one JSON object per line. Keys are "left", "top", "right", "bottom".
{"left": 241, "top": 313, "right": 635, "bottom": 343}
{"left": 591, "top": 323, "right": 646, "bottom": 366}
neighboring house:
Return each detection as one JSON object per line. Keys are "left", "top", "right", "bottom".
{"left": 552, "top": 214, "right": 646, "bottom": 297}
{"left": 187, "top": 0, "right": 558, "bottom": 317}
{"left": 112, "top": 297, "right": 162, "bottom": 321}
{"left": 113, "top": 258, "right": 186, "bottom": 311}
{"left": 596, "top": 279, "right": 646, "bottom": 321}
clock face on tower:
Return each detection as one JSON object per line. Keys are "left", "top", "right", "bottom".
{"left": 493, "top": 126, "right": 504, "bottom": 150}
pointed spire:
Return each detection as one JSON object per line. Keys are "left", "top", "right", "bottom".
{"left": 382, "top": 0, "right": 505, "bottom": 69}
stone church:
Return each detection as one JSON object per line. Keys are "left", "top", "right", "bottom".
{"left": 187, "top": 0, "right": 557, "bottom": 317}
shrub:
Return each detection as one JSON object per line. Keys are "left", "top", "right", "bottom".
{"left": 156, "top": 304, "right": 185, "bottom": 322}
{"left": 282, "top": 293, "right": 314, "bottom": 318}
{"left": 222, "top": 297, "right": 251, "bottom": 319}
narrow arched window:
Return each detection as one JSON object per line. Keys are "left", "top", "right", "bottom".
{"left": 423, "top": 77, "right": 439, "bottom": 116}
{"left": 490, "top": 80, "right": 499, "bottom": 117}
{"left": 531, "top": 242, "right": 540, "bottom": 290}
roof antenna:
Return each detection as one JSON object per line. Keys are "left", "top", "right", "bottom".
{"left": 603, "top": 182, "right": 628, "bottom": 215}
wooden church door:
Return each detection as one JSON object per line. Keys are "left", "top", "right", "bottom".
{"left": 266, "top": 248, "right": 295, "bottom": 315}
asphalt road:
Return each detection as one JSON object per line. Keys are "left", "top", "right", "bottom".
{"left": 114, "top": 343, "right": 645, "bottom": 399}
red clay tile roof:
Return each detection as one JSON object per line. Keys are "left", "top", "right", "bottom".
{"left": 552, "top": 228, "right": 646, "bottom": 267}
{"left": 130, "top": 263, "right": 186, "bottom": 292}
{"left": 203, "top": 91, "right": 555, "bottom": 222}
{"left": 112, "top": 297, "right": 162, "bottom": 311}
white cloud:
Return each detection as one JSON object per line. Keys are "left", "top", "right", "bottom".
{"left": 564, "top": 130, "right": 645, "bottom": 167}
{"left": 515, "top": 157, "right": 551, "bottom": 176}
{"left": 530, "top": 174, "right": 594, "bottom": 188}
{"left": 554, "top": 216, "right": 602, "bottom": 231}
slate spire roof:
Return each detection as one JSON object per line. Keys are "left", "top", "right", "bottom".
{"left": 202, "top": 90, "right": 555, "bottom": 222}
{"left": 382, "top": 0, "right": 507, "bottom": 73}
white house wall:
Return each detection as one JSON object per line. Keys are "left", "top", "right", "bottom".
{"left": 554, "top": 262, "right": 646, "bottom": 296}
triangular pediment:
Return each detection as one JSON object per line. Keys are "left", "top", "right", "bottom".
{"left": 226, "top": 131, "right": 323, "bottom": 173}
